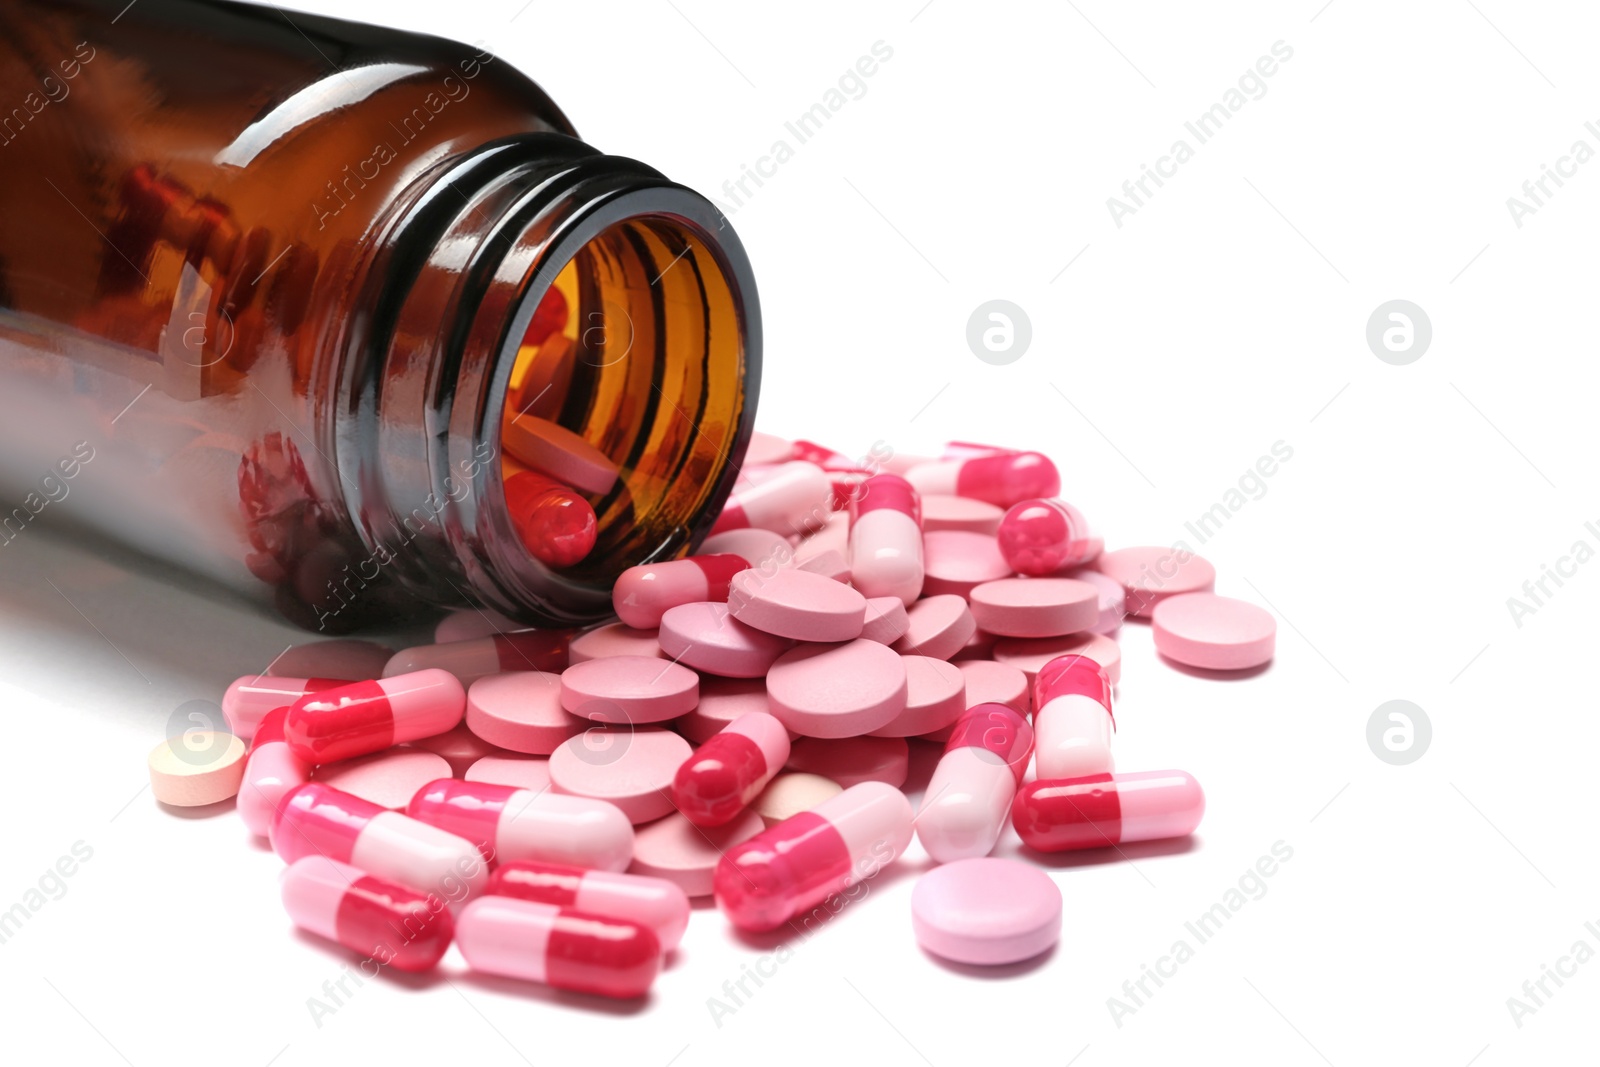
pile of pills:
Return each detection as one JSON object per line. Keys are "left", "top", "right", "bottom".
{"left": 148, "top": 435, "right": 1278, "bottom": 995}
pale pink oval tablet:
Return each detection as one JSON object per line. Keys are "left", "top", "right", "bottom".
{"left": 728, "top": 568, "right": 866, "bottom": 642}
{"left": 921, "top": 495, "right": 1004, "bottom": 535}
{"left": 560, "top": 656, "right": 699, "bottom": 724}
{"left": 993, "top": 632, "right": 1122, "bottom": 684}
{"left": 950, "top": 628, "right": 998, "bottom": 662}
{"left": 796, "top": 549, "right": 851, "bottom": 583}
{"left": 675, "top": 678, "right": 774, "bottom": 744}
{"left": 912, "top": 858, "right": 1062, "bottom": 966}
{"left": 699, "top": 527, "right": 793, "bottom": 569}
{"left": 657, "top": 601, "right": 794, "bottom": 678}
{"left": 1152, "top": 593, "right": 1276, "bottom": 670}
{"left": 548, "top": 727, "right": 692, "bottom": 823}
{"left": 467, "top": 671, "right": 587, "bottom": 754}
{"left": 921, "top": 530, "right": 1013, "bottom": 598}
{"left": 860, "top": 596, "right": 910, "bottom": 645}
{"left": 269, "top": 640, "right": 392, "bottom": 681}
{"left": 628, "top": 808, "right": 766, "bottom": 897}
{"left": 785, "top": 736, "right": 910, "bottom": 789}
{"left": 404, "top": 723, "right": 506, "bottom": 776}
{"left": 501, "top": 415, "right": 618, "bottom": 495}
{"left": 920, "top": 659, "right": 1031, "bottom": 742}
{"left": 893, "top": 594, "right": 977, "bottom": 661}
{"left": 1066, "top": 568, "right": 1126, "bottom": 633}
{"left": 870, "top": 656, "right": 966, "bottom": 738}
{"left": 567, "top": 622, "right": 667, "bottom": 664}
{"left": 314, "top": 750, "right": 453, "bottom": 810}
{"left": 464, "top": 755, "right": 552, "bottom": 792}
{"left": 1093, "top": 545, "right": 1216, "bottom": 617}
{"left": 434, "top": 607, "right": 523, "bottom": 644}
{"left": 968, "top": 578, "right": 1099, "bottom": 638}
{"left": 752, "top": 772, "right": 844, "bottom": 827}
{"left": 765, "top": 640, "right": 907, "bottom": 738}
{"left": 745, "top": 431, "right": 795, "bottom": 466}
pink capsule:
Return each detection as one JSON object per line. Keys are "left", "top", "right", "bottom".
{"left": 711, "top": 460, "right": 832, "bottom": 536}
{"left": 714, "top": 781, "right": 913, "bottom": 932}
{"left": 789, "top": 439, "right": 865, "bottom": 472}
{"left": 1012, "top": 770, "right": 1205, "bottom": 852}
{"left": 942, "top": 440, "right": 1017, "bottom": 460}
{"left": 238, "top": 706, "right": 311, "bottom": 837}
{"left": 1033, "top": 655, "right": 1114, "bottom": 780}
{"left": 905, "top": 451, "right": 1060, "bottom": 509}
{"left": 848, "top": 473, "right": 924, "bottom": 605}
{"left": 915, "top": 703, "right": 1034, "bottom": 863}
{"left": 456, "top": 895, "right": 661, "bottom": 998}
{"left": 282, "top": 669, "right": 465, "bottom": 765}
{"left": 488, "top": 861, "right": 691, "bottom": 952}
{"left": 406, "top": 778, "right": 634, "bottom": 872}
{"left": 612, "top": 554, "right": 750, "bottom": 629}
{"left": 281, "top": 856, "right": 453, "bottom": 973}
{"left": 671, "top": 712, "right": 791, "bottom": 828}
{"left": 271, "top": 782, "right": 488, "bottom": 898}
{"left": 382, "top": 629, "right": 571, "bottom": 688}
{"left": 996, "top": 497, "right": 1094, "bottom": 575}
{"left": 222, "top": 675, "right": 345, "bottom": 741}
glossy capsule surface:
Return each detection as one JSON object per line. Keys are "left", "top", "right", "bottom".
{"left": 282, "top": 668, "right": 465, "bottom": 765}
{"left": 488, "top": 861, "right": 690, "bottom": 951}
{"left": 711, "top": 460, "right": 831, "bottom": 535}
{"left": 671, "top": 712, "right": 790, "bottom": 827}
{"left": 905, "top": 452, "right": 1060, "bottom": 509}
{"left": 238, "top": 706, "right": 310, "bottom": 837}
{"left": 222, "top": 675, "right": 343, "bottom": 741}
{"left": 456, "top": 896, "right": 661, "bottom": 998}
{"left": 612, "top": 553, "right": 750, "bottom": 629}
{"left": 504, "top": 470, "right": 598, "bottom": 567}
{"left": 281, "top": 856, "right": 453, "bottom": 972}
{"left": 382, "top": 629, "right": 572, "bottom": 688}
{"left": 1011, "top": 770, "right": 1205, "bottom": 852}
{"left": 848, "top": 474, "right": 924, "bottom": 605}
{"left": 406, "top": 778, "right": 634, "bottom": 872}
{"left": 997, "top": 497, "right": 1093, "bottom": 575}
{"left": 915, "top": 703, "right": 1033, "bottom": 863}
{"left": 1032, "top": 654, "right": 1114, "bottom": 780}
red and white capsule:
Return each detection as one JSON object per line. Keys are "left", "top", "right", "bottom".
{"left": 671, "top": 712, "right": 791, "bottom": 827}
{"left": 238, "top": 706, "right": 311, "bottom": 837}
{"left": 1033, "top": 655, "right": 1114, "bottom": 780}
{"left": 905, "top": 451, "right": 1060, "bottom": 508}
{"left": 271, "top": 782, "right": 488, "bottom": 898}
{"left": 612, "top": 553, "right": 750, "bottom": 629}
{"left": 1011, "top": 770, "right": 1205, "bottom": 852}
{"left": 222, "top": 675, "right": 344, "bottom": 741}
{"left": 711, "top": 460, "right": 832, "bottom": 536}
{"left": 714, "top": 781, "right": 914, "bottom": 932}
{"left": 456, "top": 896, "right": 661, "bottom": 998}
{"left": 488, "top": 861, "right": 691, "bottom": 951}
{"left": 382, "top": 629, "right": 571, "bottom": 688}
{"left": 406, "top": 778, "right": 634, "bottom": 872}
{"left": 997, "top": 497, "right": 1094, "bottom": 575}
{"left": 282, "top": 668, "right": 465, "bottom": 765}
{"left": 848, "top": 473, "right": 924, "bottom": 605}
{"left": 915, "top": 703, "right": 1034, "bottom": 863}
{"left": 281, "top": 856, "right": 454, "bottom": 972}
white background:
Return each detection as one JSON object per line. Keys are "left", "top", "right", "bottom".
{"left": 2, "top": 1, "right": 1597, "bottom": 1065}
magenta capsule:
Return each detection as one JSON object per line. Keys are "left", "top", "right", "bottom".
{"left": 281, "top": 856, "right": 454, "bottom": 973}
{"left": 996, "top": 497, "right": 1093, "bottom": 575}
{"left": 282, "top": 668, "right": 465, "bottom": 764}
{"left": 790, "top": 439, "right": 866, "bottom": 472}
{"left": 382, "top": 629, "right": 571, "bottom": 688}
{"left": 271, "top": 782, "right": 488, "bottom": 898}
{"left": 915, "top": 703, "right": 1033, "bottom": 863}
{"left": 611, "top": 554, "right": 750, "bottom": 629}
{"left": 238, "top": 706, "right": 311, "bottom": 837}
{"left": 1033, "top": 655, "right": 1114, "bottom": 780}
{"left": 905, "top": 451, "right": 1060, "bottom": 508}
{"left": 488, "top": 861, "right": 690, "bottom": 952}
{"left": 671, "top": 712, "right": 791, "bottom": 828}
{"left": 456, "top": 896, "right": 661, "bottom": 998}
{"left": 406, "top": 779, "right": 634, "bottom": 872}
{"left": 714, "top": 781, "right": 914, "bottom": 932}
{"left": 711, "top": 460, "right": 832, "bottom": 535}
{"left": 1012, "top": 770, "right": 1205, "bottom": 852}
{"left": 942, "top": 440, "right": 1016, "bottom": 460}
{"left": 222, "top": 675, "right": 345, "bottom": 741}
{"left": 848, "top": 473, "right": 924, "bottom": 605}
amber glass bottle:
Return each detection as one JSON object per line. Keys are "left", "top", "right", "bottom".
{"left": 0, "top": 0, "right": 760, "bottom": 630}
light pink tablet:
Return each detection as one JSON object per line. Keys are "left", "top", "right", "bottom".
{"left": 548, "top": 727, "right": 692, "bottom": 823}
{"left": 993, "top": 632, "right": 1122, "bottom": 684}
{"left": 1093, "top": 545, "right": 1216, "bottom": 617}
{"left": 434, "top": 607, "right": 523, "bottom": 644}
{"left": 727, "top": 568, "right": 867, "bottom": 642}
{"left": 404, "top": 723, "right": 506, "bottom": 776}
{"left": 785, "top": 736, "right": 910, "bottom": 789}
{"left": 628, "top": 808, "right": 766, "bottom": 897}
{"left": 464, "top": 755, "right": 552, "bottom": 792}
{"left": 921, "top": 495, "right": 1004, "bottom": 535}
{"left": 745, "top": 431, "right": 795, "bottom": 466}
{"left": 1152, "top": 593, "right": 1276, "bottom": 670}
{"left": 269, "top": 640, "right": 393, "bottom": 681}
{"left": 951, "top": 628, "right": 999, "bottom": 662}
{"left": 968, "top": 578, "right": 1099, "bottom": 638}
{"left": 765, "top": 640, "right": 907, "bottom": 738}
{"left": 657, "top": 601, "right": 794, "bottom": 678}
{"left": 567, "top": 622, "right": 668, "bottom": 664}
{"left": 466, "top": 671, "right": 587, "bottom": 754}
{"left": 560, "top": 656, "right": 699, "bottom": 724}
{"left": 1065, "top": 568, "right": 1126, "bottom": 633}
{"left": 919, "top": 659, "right": 1030, "bottom": 742}
{"left": 893, "top": 594, "right": 977, "bottom": 661}
{"left": 501, "top": 415, "right": 618, "bottom": 495}
{"left": 699, "top": 527, "right": 793, "bottom": 570}
{"left": 147, "top": 733, "right": 246, "bottom": 807}
{"left": 796, "top": 549, "right": 851, "bottom": 583}
{"left": 911, "top": 858, "right": 1062, "bottom": 966}
{"left": 675, "top": 677, "right": 774, "bottom": 744}
{"left": 870, "top": 656, "right": 966, "bottom": 738}
{"left": 753, "top": 772, "right": 844, "bottom": 827}
{"left": 921, "top": 530, "right": 1013, "bottom": 598}
{"left": 860, "top": 597, "right": 910, "bottom": 645}
{"left": 314, "top": 750, "right": 453, "bottom": 810}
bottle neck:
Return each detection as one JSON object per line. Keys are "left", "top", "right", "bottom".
{"left": 334, "top": 135, "right": 761, "bottom": 626}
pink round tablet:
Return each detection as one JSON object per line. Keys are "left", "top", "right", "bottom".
{"left": 921, "top": 659, "right": 1030, "bottom": 742}
{"left": 548, "top": 727, "right": 692, "bottom": 823}
{"left": 951, "top": 628, "right": 998, "bottom": 662}
{"left": 464, "top": 755, "right": 552, "bottom": 792}
{"left": 313, "top": 750, "right": 452, "bottom": 810}
{"left": 560, "top": 656, "right": 699, "bottom": 724}
{"left": 1093, "top": 545, "right": 1216, "bottom": 617}
{"left": 1152, "top": 593, "right": 1276, "bottom": 670}
{"left": 796, "top": 549, "right": 851, "bottom": 583}
{"left": 728, "top": 568, "right": 866, "bottom": 642}
{"left": 745, "top": 431, "right": 795, "bottom": 466}
{"left": 699, "top": 527, "right": 792, "bottom": 569}
{"left": 629, "top": 808, "right": 766, "bottom": 897}
{"left": 501, "top": 415, "right": 618, "bottom": 495}
{"left": 405, "top": 723, "right": 506, "bottom": 776}
{"left": 785, "top": 735, "right": 910, "bottom": 789}
{"left": 567, "top": 622, "right": 668, "bottom": 664}
{"left": 893, "top": 594, "right": 977, "bottom": 661}
{"left": 658, "top": 601, "right": 794, "bottom": 678}
{"left": 921, "top": 530, "right": 1013, "bottom": 598}
{"left": 870, "top": 657, "right": 966, "bottom": 738}
{"left": 269, "top": 640, "right": 393, "bottom": 681}
{"left": 467, "top": 671, "right": 586, "bottom": 754}
{"left": 911, "top": 858, "right": 1062, "bottom": 966}
{"left": 765, "top": 640, "right": 907, "bottom": 738}
{"left": 675, "top": 678, "right": 772, "bottom": 744}
{"left": 968, "top": 578, "right": 1099, "bottom": 638}
{"left": 1066, "top": 568, "right": 1126, "bottom": 633}
{"left": 860, "top": 596, "right": 910, "bottom": 645}
{"left": 920, "top": 494, "right": 1004, "bottom": 535}
{"left": 993, "top": 632, "right": 1122, "bottom": 684}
